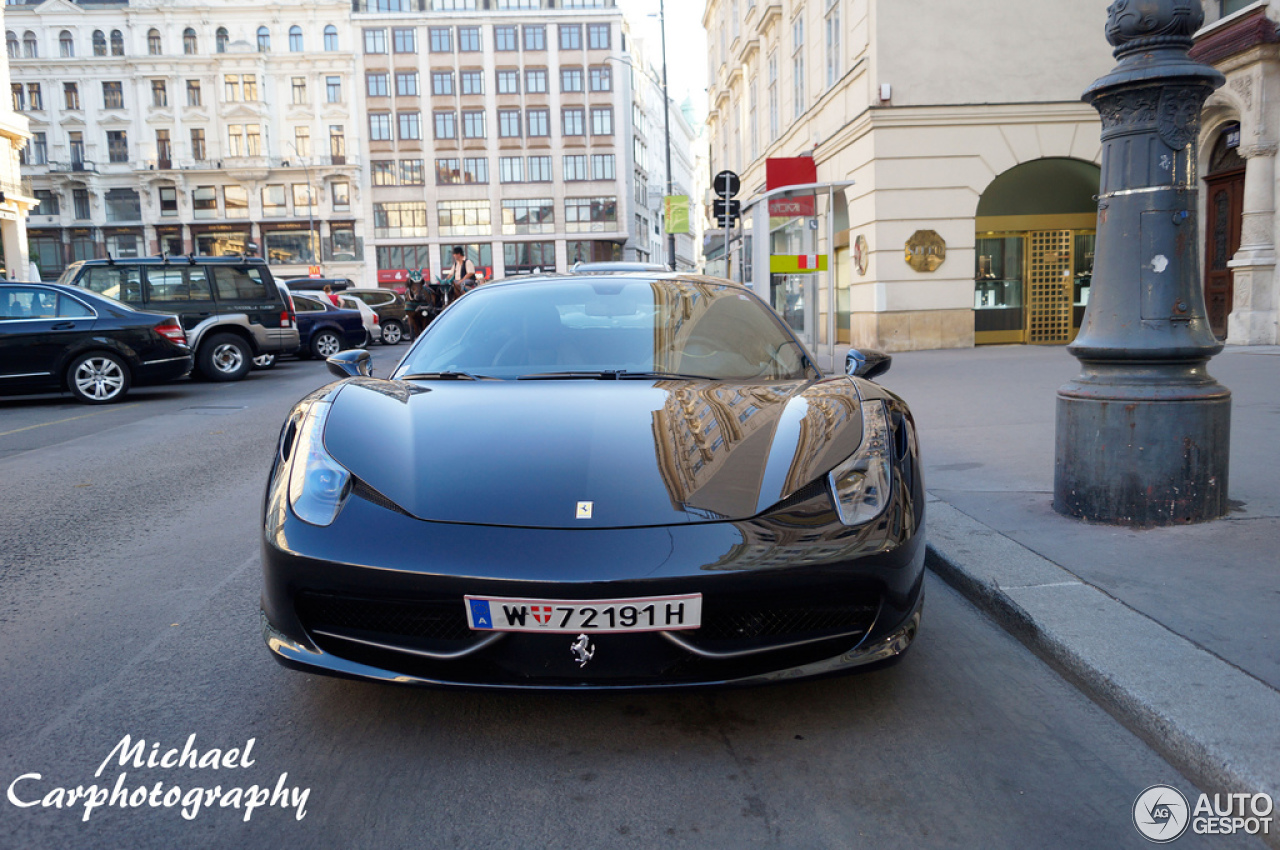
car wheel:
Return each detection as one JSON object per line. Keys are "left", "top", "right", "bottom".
{"left": 66, "top": 351, "right": 131, "bottom": 404}
{"left": 380, "top": 320, "right": 404, "bottom": 345}
{"left": 198, "top": 333, "right": 252, "bottom": 382}
{"left": 252, "top": 353, "right": 277, "bottom": 370}
{"left": 311, "top": 330, "right": 342, "bottom": 359}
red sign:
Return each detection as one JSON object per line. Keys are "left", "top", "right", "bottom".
{"left": 308, "top": 265, "right": 321, "bottom": 278}
{"left": 768, "top": 195, "right": 816, "bottom": 217}
{"left": 766, "top": 157, "right": 817, "bottom": 190}
{"left": 378, "top": 269, "right": 411, "bottom": 285}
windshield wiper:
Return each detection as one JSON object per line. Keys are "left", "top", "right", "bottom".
{"left": 517, "top": 370, "right": 719, "bottom": 381}
{"left": 399, "top": 371, "right": 497, "bottom": 381}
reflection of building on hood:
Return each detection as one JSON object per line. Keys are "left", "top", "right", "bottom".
{"left": 781, "top": 384, "right": 860, "bottom": 497}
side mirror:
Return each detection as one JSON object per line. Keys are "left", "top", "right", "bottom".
{"left": 845, "top": 348, "right": 892, "bottom": 380}
{"left": 327, "top": 349, "right": 373, "bottom": 379}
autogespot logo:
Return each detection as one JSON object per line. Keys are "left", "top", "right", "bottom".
{"left": 1134, "top": 785, "right": 1191, "bottom": 843}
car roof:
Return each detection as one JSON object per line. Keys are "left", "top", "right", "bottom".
{"left": 74, "top": 256, "right": 266, "bottom": 266}
{"left": 484, "top": 272, "right": 744, "bottom": 291}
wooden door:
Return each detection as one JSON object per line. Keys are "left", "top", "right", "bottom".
{"left": 1204, "top": 170, "right": 1243, "bottom": 339}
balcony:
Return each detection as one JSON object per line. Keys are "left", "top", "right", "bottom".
{"left": 48, "top": 161, "right": 98, "bottom": 174}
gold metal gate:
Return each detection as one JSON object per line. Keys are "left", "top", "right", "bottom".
{"left": 1027, "top": 230, "right": 1073, "bottom": 344}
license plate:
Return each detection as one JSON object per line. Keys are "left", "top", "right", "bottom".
{"left": 464, "top": 593, "right": 702, "bottom": 633}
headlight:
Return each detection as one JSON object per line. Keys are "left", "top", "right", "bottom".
{"left": 827, "top": 400, "right": 893, "bottom": 526}
{"left": 287, "top": 402, "right": 352, "bottom": 526}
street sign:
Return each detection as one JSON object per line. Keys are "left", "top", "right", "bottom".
{"left": 712, "top": 198, "right": 741, "bottom": 228}
{"left": 713, "top": 170, "right": 740, "bottom": 198}
{"left": 664, "top": 195, "right": 690, "bottom": 234}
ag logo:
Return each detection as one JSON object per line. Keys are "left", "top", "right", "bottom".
{"left": 1133, "top": 785, "right": 1190, "bottom": 843}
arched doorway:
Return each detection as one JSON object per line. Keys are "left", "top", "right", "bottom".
{"left": 974, "top": 158, "right": 1101, "bottom": 344}
{"left": 1202, "top": 124, "right": 1244, "bottom": 339}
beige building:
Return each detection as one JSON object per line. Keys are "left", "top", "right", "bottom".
{"left": 704, "top": 0, "right": 1280, "bottom": 353}
{"left": 0, "top": 4, "right": 34, "bottom": 279}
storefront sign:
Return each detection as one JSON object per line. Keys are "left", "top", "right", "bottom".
{"left": 768, "top": 196, "right": 816, "bottom": 217}
{"left": 770, "top": 254, "right": 828, "bottom": 274}
{"left": 905, "top": 230, "right": 947, "bottom": 272}
{"left": 766, "top": 157, "right": 817, "bottom": 190}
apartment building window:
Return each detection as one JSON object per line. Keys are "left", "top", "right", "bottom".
{"left": 376, "top": 245, "right": 432, "bottom": 273}
{"left": 216, "top": 28, "right": 228, "bottom": 53}
{"left": 561, "top": 67, "right": 583, "bottom": 93}
{"left": 257, "top": 27, "right": 270, "bottom": 53}
{"left": 565, "top": 196, "right": 617, "bottom": 231}
{"left": 63, "top": 82, "right": 80, "bottom": 111}
{"left": 294, "top": 126, "right": 311, "bottom": 156}
{"left": 432, "top": 72, "right": 454, "bottom": 96}
{"left": 190, "top": 128, "right": 206, "bottom": 161}
{"left": 324, "top": 25, "right": 339, "bottom": 51}
{"left": 767, "top": 50, "right": 778, "bottom": 142}
{"left": 437, "top": 200, "right": 491, "bottom": 236}
{"left": 103, "top": 81, "right": 123, "bottom": 109}
{"left": 590, "top": 107, "right": 612, "bottom": 135}
{"left": 527, "top": 108, "right": 549, "bottom": 137}
{"left": 289, "top": 26, "right": 303, "bottom": 53}
{"left": 105, "top": 189, "right": 141, "bottom": 223}
{"left": 1221, "top": 0, "right": 1253, "bottom": 13}
{"left": 107, "top": 131, "right": 129, "bottom": 163}
{"left": 527, "top": 155, "right": 552, "bottom": 181}
{"left": 92, "top": 31, "right": 106, "bottom": 57}
{"left": 262, "top": 185, "right": 287, "bottom": 217}
{"left": 368, "top": 73, "right": 389, "bottom": 98}
{"left": 74, "top": 189, "right": 90, "bottom": 220}
{"left": 439, "top": 244, "right": 491, "bottom": 273}
{"left": 504, "top": 241, "right": 555, "bottom": 273}
{"left": 525, "top": 69, "right": 547, "bottom": 93}
{"left": 227, "top": 125, "right": 245, "bottom": 156}
{"left": 69, "top": 131, "right": 84, "bottom": 165}
{"left": 499, "top": 156, "right": 523, "bottom": 183}
{"left": 396, "top": 72, "right": 419, "bottom": 96}
{"left": 224, "top": 75, "right": 241, "bottom": 102}
{"left": 225, "top": 186, "right": 248, "bottom": 218}
{"left": 330, "top": 126, "right": 346, "bottom": 162}
{"left": 10, "top": 84, "right": 23, "bottom": 113}
{"left": 436, "top": 157, "right": 461, "bottom": 184}
{"left": 497, "top": 69, "right": 520, "bottom": 94}
{"left": 498, "top": 109, "right": 521, "bottom": 138}
{"left": 502, "top": 199, "right": 554, "bottom": 235}
{"left": 562, "top": 107, "right": 584, "bottom": 136}
{"left": 429, "top": 27, "right": 452, "bottom": 53}
{"left": 400, "top": 159, "right": 425, "bottom": 184}
{"left": 461, "top": 70, "right": 484, "bottom": 95}
{"left": 28, "top": 132, "right": 47, "bottom": 165}
{"left": 364, "top": 29, "right": 387, "bottom": 54}
{"left": 591, "top": 153, "right": 615, "bottom": 180}
{"left": 523, "top": 25, "right": 545, "bottom": 51}
{"left": 589, "top": 66, "right": 611, "bottom": 92}
{"left": 243, "top": 76, "right": 258, "bottom": 101}
{"left": 327, "top": 76, "right": 342, "bottom": 103}
{"left": 563, "top": 155, "right": 587, "bottom": 181}
{"left": 148, "top": 29, "right": 162, "bottom": 55}
{"left": 24, "top": 83, "right": 40, "bottom": 111}
{"left": 495, "top": 25, "right": 517, "bottom": 52}
{"left": 156, "top": 129, "right": 172, "bottom": 164}
{"left": 59, "top": 30, "right": 74, "bottom": 58}
{"left": 292, "top": 77, "right": 308, "bottom": 105}
{"left": 587, "top": 24, "right": 610, "bottom": 50}
{"left": 394, "top": 27, "right": 417, "bottom": 54}
{"left": 458, "top": 27, "right": 480, "bottom": 52}
{"left": 184, "top": 28, "right": 198, "bottom": 55}
{"left": 399, "top": 111, "right": 422, "bottom": 140}
{"left": 146, "top": 80, "right": 166, "bottom": 108}
{"left": 292, "top": 184, "right": 315, "bottom": 215}
{"left": 434, "top": 111, "right": 456, "bottom": 139}
{"left": 331, "top": 182, "right": 350, "bottom": 212}
{"left": 192, "top": 187, "right": 218, "bottom": 219}
{"left": 559, "top": 25, "right": 581, "bottom": 51}
{"left": 33, "top": 190, "right": 58, "bottom": 217}
{"left": 187, "top": 80, "right": 201, "bottom": 107}
{"left": 370, "top": 113, "right": 392, "bottom": 141}
{"left": 372, "top": 160, "right": 397, "bottom": 186}
{"left": 463, "top": 157, "right": 488, "bottom": 183}
{"left": 462, "top": 110, "right": 485, "bottom": 138}
{"left": 110, "top": 30, "right": 123, "bottom": 56}
{"left": 748, "top": 76, "right": 758, "bottom": 160}
{"left": 792, "top": 15, "right": 805, "bottom": 118}
{"left": 159, "top": 186, "right": 178, "bottom": 217}
{"left": 825, "top": 0, "right": 840, "bottom": 88}
{"left": 373, "top": 202, "right": 429, "bottom": 238}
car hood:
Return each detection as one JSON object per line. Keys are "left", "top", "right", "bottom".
{"left": 321, "top": 377, "right": 865, "bottom": 529}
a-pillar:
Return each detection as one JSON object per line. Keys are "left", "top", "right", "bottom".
{"left": 1227, "top": 142, "right": 1279, "bottom": 344}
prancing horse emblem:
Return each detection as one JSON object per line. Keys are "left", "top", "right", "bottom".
{"left": 570, "top": 634, "right": 595, "bottom": 668}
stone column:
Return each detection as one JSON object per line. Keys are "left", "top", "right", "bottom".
{"left": 1226, "top": 142, "right": 1279, "bottom": 343}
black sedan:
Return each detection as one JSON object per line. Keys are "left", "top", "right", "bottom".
{"left": 261, "top": 275, "right": 924, "bottom": 689}
{"left": 0, "top": 281, "right": 192, "bottom": 404}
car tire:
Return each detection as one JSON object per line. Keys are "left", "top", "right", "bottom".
{"left": 198, "top": 333, "right": 253, "bottom": 382}
{"left": 311, "top": 330, "right": 342, "bottom": 359}
{"left": 380, "top": 320, "right": 404, "bottom": 345}
{"left": 252, "top": 353, "right": 277, "bottom": 370}
{"left": 66, "top": 351, "right": 131, "bottom": 404}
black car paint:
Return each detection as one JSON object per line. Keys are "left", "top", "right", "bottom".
{"left": 0, "top": 282, "right": 192, "bottom": 398}
{"left": 290, "top": 296, "right": 366, "bottom": 355}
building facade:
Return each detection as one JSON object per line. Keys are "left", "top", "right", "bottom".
{"left": 0, "top": 3, "right": 34, "bottom": 279}
{"left": 7, "top": 0, "right": 365, "bottom": 283}
{"left": 352, "top": 0, "right": 632, "bottom": 286}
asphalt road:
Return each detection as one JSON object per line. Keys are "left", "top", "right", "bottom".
{"left": 0, "top": 346, "right": 1262, "bottom": 849}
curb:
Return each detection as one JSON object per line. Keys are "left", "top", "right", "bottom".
{"left": 923, "top": 496, "right": 1280, "bottom": 848}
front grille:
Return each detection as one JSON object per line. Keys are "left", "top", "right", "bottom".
{"left": 296, "top": 592, "right": 472, "bottom": 643}
{"left": 698, "top": 601, "right": 878, "bottom": 641}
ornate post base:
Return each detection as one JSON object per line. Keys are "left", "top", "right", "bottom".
{"left": 1054, "top": 361, "right": 1231, "bottom": 526}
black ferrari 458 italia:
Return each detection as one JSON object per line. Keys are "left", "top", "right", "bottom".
{"left": 261, "top": 274, "right": 924, "bottom": 689}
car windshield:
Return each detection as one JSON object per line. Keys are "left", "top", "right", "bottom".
{"left": 396, "top": 279, "right": 811, "bottom": 381}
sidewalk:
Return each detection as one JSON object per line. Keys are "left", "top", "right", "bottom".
{"left": 866, "top": 343, "right": 1280, "bottom": 841}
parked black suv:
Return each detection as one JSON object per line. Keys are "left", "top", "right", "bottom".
{"left": 58, "top": 257, "right": 299, "bottom": 381}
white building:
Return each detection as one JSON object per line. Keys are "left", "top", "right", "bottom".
{"left": 0, "top": 4, "right": 34, "bottom": 279}
{"left": 7, "top": 0, "right": 366, "bottom": 283}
